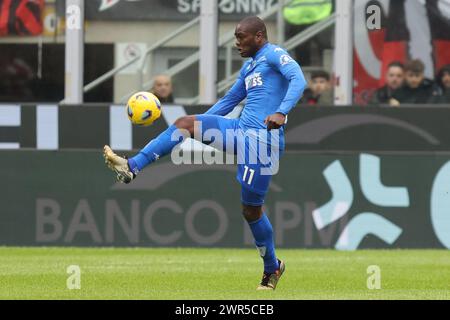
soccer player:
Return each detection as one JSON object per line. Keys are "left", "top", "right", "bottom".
{"left": 104, "top": 16, "right": 306, "bottom": 290}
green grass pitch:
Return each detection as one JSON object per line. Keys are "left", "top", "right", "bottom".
{"left": 0, "top": 247, "right": 449, "bottom": 299}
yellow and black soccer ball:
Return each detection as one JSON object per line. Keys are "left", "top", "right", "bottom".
{"left": 126, "top": 91, "right": 162, "bottom": 126}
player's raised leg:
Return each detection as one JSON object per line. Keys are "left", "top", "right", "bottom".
{"left": 103, "top": 115, "right": 196, "bottom": 183}
{"left": 104, "top": 114, "right": 237, "bottom": 183}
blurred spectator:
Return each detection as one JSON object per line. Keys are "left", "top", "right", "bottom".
{"left": 391, "top": 59, "right": 440, "bottom": 105}
{"left": 433, "top": 64, "right": 450, "bottom": 104}
{"left": 369, "top": 61, "right": 405, "bottom": 105}
{"left": 300, "top": 70, "right": 333, "bottom": 105}
{"left": 151, "top": 74, "right": 174, "bottom": 103}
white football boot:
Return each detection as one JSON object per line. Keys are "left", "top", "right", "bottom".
{"left": 103, "top": 145, "right": 135, "bottom": 184}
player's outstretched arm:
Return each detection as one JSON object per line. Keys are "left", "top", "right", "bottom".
{"left": 205, "top": 72, "right": 247, "bottom": 116}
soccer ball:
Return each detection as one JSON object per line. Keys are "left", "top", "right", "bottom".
{"left": 126, "top": 91, "right": 162, "bottom": 126}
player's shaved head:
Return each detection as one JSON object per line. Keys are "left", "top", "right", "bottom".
{"left": 237, "top": 16, "right": 267, "bottom": 39}
{"left": 234, "top": 16, "right": 268, "bottom": 58}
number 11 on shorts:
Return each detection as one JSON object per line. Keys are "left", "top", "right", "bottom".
{"left": 243, "top": 165, "right": 255, "bottom": 185}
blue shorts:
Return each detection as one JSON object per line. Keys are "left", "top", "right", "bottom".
{"left": 195, "top": 114, "right": 284, "bottom": 206}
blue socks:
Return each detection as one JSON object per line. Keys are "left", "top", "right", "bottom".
{"left": 248, "top": 213, "right": 279, "bottom": 273}
{"left": 128, "top": 125, "right": 184, "bottom": 174}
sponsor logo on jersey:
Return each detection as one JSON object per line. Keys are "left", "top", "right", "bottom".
{"left": 245, "top": 72, "right": 263, "bottom": 90}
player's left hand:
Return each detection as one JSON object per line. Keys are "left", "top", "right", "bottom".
{"left": 264, "top": 113, "right": 286, "bottom": 130}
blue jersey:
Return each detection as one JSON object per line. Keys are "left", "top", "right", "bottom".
{"left": 205, "top": 42, "right": 306, "bottom": 131}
